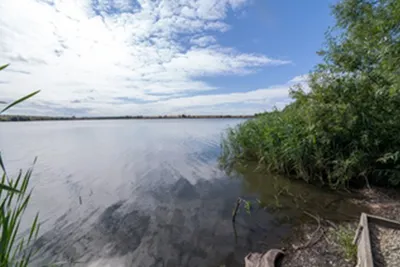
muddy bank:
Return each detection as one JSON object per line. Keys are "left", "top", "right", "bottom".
{"left": 275, "top": 188, "right": 400, "bottom": 267}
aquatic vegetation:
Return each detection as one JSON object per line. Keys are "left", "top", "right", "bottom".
{"left": 221, "top": 0, "right": 400, "bottom": 189}
{"left": 0, "top": 160, "right": 40, "bottom": 267}
{"left": 1, "top": 63, "right": 41, "bottom": 266}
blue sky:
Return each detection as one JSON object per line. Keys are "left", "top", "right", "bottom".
{"left": 0, "top": 0, "right": 336, "bottom": 116}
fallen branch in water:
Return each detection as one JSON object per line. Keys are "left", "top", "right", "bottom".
{"left": 232, "top": 198, "right": 242, "bottom": 222}
{"left": 293, "top": 211, "right": 323, "bottom": 251}
{"left": 304, "top": 210, "right": 320, "bottom": 223}
{"left": 232, "top": 197, "right": 250, "bottom": 222}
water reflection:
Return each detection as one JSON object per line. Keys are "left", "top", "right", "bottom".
{"left": 0, "top": 120, "right": 367, "bottom": 267}
{"left": 31, "top": 166, "right": 365, "bottom": 267}
{"left": 31, "top": 176, "right": 289, "bottom": 267}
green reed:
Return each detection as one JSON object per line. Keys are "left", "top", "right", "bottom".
{"left": 220, "top": 0, "right": 400, "bottom": 189}
{"left": 1, "top": 63, "right": 41, "bottom": 266}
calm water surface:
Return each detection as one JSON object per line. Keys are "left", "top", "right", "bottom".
{"left": 0, "top": 119, "right": 363, "bottom": 267}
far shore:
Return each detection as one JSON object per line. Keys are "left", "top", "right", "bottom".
{"left": 0, "top": 114, "right": 254, "bottom": 122}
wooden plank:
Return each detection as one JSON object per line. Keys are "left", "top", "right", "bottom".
{"left": 355, "top": 214, "right": 364, "bottom": 267}
{"left": 363, "top": 213, "right": 374, "bottom": 267}
{"left": 367, "top": 214, "right": 400, "bottom": 230}
{"left": 354, "top": 213, "right": 400, "bottom": 267}
{"left": 356, "top": 213, "right": 374, "bottom": 267}
{"left": 353, "top": 224, "right": 363, "bottom": 245}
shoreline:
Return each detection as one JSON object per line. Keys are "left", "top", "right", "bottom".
{"left": 274, "top": 187, "right": 400, "bottom": 267}
{"left": 0, "top": 114, "right": 254, "bottom": 122}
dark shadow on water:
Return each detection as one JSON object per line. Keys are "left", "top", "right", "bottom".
{"left": 30, "top": 166, "right": 368, "bottom": 267}
{"left": 237, "top": 164, "right": 368, "bottom": 224}
{"left": 31, "top": 176, "right": 268, "bottom": 267}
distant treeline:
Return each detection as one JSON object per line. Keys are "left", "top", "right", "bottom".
{"left": 0, "top": 114, "right": 254, "bottom": 122}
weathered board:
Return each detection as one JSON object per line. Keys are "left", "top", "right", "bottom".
{"left": 353, "top": 213, "right": 400, "bottom": 267}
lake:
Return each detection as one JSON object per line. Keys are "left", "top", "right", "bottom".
{"left": 0, "top": 119, "right": 363, "bottom": 267}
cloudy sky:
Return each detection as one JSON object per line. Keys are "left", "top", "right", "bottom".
{"left": 0, "top": 0, "right": 335, "bottom": 116}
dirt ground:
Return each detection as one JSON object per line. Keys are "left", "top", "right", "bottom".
{"left": 276, "top": 188, "right": 400, "bottom": 267}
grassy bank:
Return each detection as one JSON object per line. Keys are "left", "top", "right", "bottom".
{"left": 220, "top": 0, "right": 400, "bottom": 189}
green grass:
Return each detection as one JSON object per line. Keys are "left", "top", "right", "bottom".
{"left": 336, "top": 225, "right": 357, "bottom": 261}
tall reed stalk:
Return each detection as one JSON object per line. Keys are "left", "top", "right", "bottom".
{"left": 1, "top": 63, "right": 41, "bottom": 266}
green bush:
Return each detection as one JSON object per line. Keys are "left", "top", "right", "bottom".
{"left": 220, "top": 0, "right": 400, "bottom": 189}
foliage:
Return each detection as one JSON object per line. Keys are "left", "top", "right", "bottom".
{"left": 220, "top": 0, "right": 400, "bottom": 189}
{"left": 0, "top": 161, "right": 40, "bottom": 267}
{"left": 243, "top": 200, "right": 252, "bottom": 215}
{"left": 1, "top": 63, "right": 41, "bottom": 266}
{"left": 335, "top": 225, "right": 357, "bottom": 261}
{"left": 0, "top": 65, "right": 39, "bottom": 117}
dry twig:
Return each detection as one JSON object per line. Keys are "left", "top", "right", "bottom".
{"left": 293, "top": 211, "right": 323, "bottom": 251}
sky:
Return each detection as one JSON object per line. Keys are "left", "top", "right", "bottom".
{"left": 0, "top": 0, "right": 336, "bottom": 116}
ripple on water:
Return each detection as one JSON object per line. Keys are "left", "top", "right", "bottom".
{"left": 1, "top": 119, "right": 366, "bottom": 267}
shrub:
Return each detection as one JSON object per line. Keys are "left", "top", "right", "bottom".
{"left": 220, "top": 0, "right": 400, "bottom": 189}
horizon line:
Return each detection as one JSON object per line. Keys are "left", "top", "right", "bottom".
{"left": 0, "top": 114, "right": 256, "bottom": 122}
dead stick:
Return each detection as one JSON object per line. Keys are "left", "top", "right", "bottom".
{"left": 232, "top": 198, "right": 241, "bottom": 222}
{"left": 325, "top": 219, "right": 338, "bottom": 230}
{"left": 303, "top": 211, "right": 319, "bottom": 222}
{"left": 293, "top": 211, "right": 322, "bottom": 251}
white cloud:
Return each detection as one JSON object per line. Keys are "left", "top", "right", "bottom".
{"left": 0, "top": 0, "right": 293, "bottom": 116}
{"left": 132, "top": 74, "right": 309, "bottom": 114}
{"left": 6, "top": 73, "right": 308, "bottom": 116}
{"left": 190, "top": 36, "right": 217, "bottom": 47}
